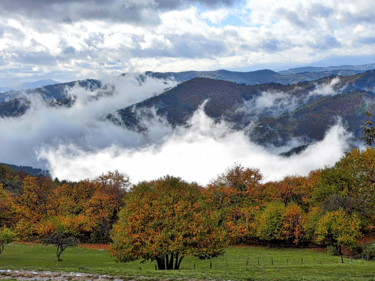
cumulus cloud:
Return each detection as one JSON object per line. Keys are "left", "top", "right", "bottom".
{"left": 201, "top": 8, "right": 229, "bottom": 24}
{"left": 0, "top": 76, "right": 351, "bottom": 185}
{"left": 0, "top": 0, "right": 237, "bottom": 24}
{"left": 1, "top": 0, "right": 375, "bottom": 89}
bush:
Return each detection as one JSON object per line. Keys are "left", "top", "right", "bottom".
{"left": 359, "top": 242, "right": 375, "bottom": 261}
{"left": 352, "top": 243, "right": 375, "bottom": 261}
{"left": 361, "top": 243, "right": 375, "bottom": 261}
{"left": 0, "top": 228, "right": 16, "bottom": 255}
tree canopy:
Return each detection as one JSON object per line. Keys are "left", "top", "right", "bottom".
{"left": 110, "top": 176, "right": 227, "bottom": 270}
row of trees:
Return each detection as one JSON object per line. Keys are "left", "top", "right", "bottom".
{"left": 110, "top": 148, "right": 375, "bottom": 268}
{"left": 203, "top": 151, "right": 373, "bottom": 255}
{"left": 0, "top": 147, "right": 375, "bottom": 267}
{"left": 0, "top": 170, "right": 129, "bottom": 243}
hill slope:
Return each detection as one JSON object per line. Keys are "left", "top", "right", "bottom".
{"left": 111, "top": 70, "right": 375, "bottom": 147}
{"left": 1, "top": 68, "right": 375, "bottom": 151}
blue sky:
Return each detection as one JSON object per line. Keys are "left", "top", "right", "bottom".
{"left": 1, "top": 0, "right": 375, "bottom": 87}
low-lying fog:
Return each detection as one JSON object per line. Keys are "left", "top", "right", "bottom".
{"left": 0, "top": 75, "right": 351, "bottom": 184}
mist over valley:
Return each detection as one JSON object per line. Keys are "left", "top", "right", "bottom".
{"left": 1, "top": 66, "right": 373, "bottom": 184}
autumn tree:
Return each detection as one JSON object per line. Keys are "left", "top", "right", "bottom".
{"left": 0, "top": 184, "right": 15, "bottom": 228}
{"left": 206, "top": 165, "right": 263, "bottom": 244}
{"left": 281, "top": 203, "right": 306, "bottom": 245}
{"left": 110, "top": 176, "right": 226, "bottom": 270}
{"left": 14, "top": 176, "right": 56, "bottom": 240}
{"left": 43, "top": 171, "right": 129, "bottom": 243}
{"left": 210, "top": 164, "right": 262, "bottom": 193}
{"left": 274, "top": 175, "right": 314, "bottom": 210}
{"left": 89, "top": 171, "right": 129, "bottom": 242}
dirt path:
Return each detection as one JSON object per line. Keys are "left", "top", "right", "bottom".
{"left": 0, "top": 269, "right": 128, "bottom": 281}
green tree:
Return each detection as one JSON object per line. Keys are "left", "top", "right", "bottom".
{"left": 315, "top": 209, "right": 362, "bottom": 255}
{"left": 110, "top": 176, "right": 226, "bottom": 270}
{"left": 312, "top": 148, "right": 375, "bottom": 229}
{"left": 256, "top": 201, "right": 286, "bottom": 243}
{"left": 0, "top": 227, "right": 16, "bottom": 255}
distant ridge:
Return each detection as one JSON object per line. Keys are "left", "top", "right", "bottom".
{"left": 0, "top": 79, "right": 60, "bottom": 93}
{"left": 139, "top": 65, "right": 374, "bottom": 85}
{"left": 20, "top": 79, "right": 60, "bottom": 90}
{"left": 279, "top": 63, "right": 375, "bottom": 75}
{"left": 0, "top": 163, "right": 50, "bottom": 177}
{"left": 142, "top": 69, "right": 280, "bottom": 85}
{"left": 2, "top": 62, "right": 375, "bottom": 104}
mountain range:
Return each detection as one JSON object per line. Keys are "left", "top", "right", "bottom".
{"left": 1, "top": 63, "right": 375, "bottom": 156}
{"left": 0, "top": 79, "right": 59, "bottom": 93}
{"left": 112, "top": 71, "right": 375, "bottom": 147}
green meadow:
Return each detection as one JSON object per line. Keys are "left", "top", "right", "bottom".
{"left": 0, "top": 243, "right": 374, "bottom": 280}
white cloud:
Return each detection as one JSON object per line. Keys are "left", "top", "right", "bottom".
{"left": 0, "top": 75, "right": 176, "bottom": 168}
{"left": 309, "top": 77, "right": 341, "bottom": 96}
{"left": 38, "top": 104, "right": 350, "bottom": 185}
{"left": 0, "top": 0, "right": 375, "bottom": 86}
{"left": 255, "top": 92, "right": 287, "bottom": 109}
{"left": 201, "top": 8, "right": 229, "bottom": 24}
{"left": 1, "top": 76, "right": 351, "bottom": 185}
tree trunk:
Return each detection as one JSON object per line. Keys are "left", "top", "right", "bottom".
{"left": 167, "top": 252, "right": 174, "bottom": 270}
{"left": 156, "top": 253, "right": 183, "bottom": 270}
{"left": 156, "top": 256, "right": 166, "bottom": 270}
{"left": 176, "top": 256, "right": 184, "bottom": 269}
{"left": 56, "top": 246, "right": 64, "bottom": 261}
{"left": 174, "top": 253, "right": 179, "bottom": 269}
{"left": 336, "top": 245, "right": 342, "bottom": 256}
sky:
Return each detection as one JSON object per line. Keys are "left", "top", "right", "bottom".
{"left": 1, "top": 0, "right": 375, "bottom": 87}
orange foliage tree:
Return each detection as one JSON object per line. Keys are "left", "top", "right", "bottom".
{"left": 11, "top": 171, "right": 128, "bottom": 243}
{"left": 110, "top": 176, "right": 226, "bottom": 270}
{"left": 206, "top": 165, "right": 263, "bottom": 244}
{"left": 14, "top": 176, "right": 56, "bottom": 240}
{"left": 44, "top": 171, "right": 129, "bottom": 242}
{"left": 0, "top": 184, "right": 15, "bottom": 228}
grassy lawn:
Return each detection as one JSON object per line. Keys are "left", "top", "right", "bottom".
{"left": 0, "top": 243, "right": 374, "bottom": 280}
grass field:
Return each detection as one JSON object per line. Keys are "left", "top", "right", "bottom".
{"left": 0, "top": 243, "right": 374, "bottom": 280}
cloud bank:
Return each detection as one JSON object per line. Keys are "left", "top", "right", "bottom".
{"left": 1, "top": 0, "right": 375, "bottom": 87}
{"left": 0, "top": 76, "right": 351, "bottom": 185}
